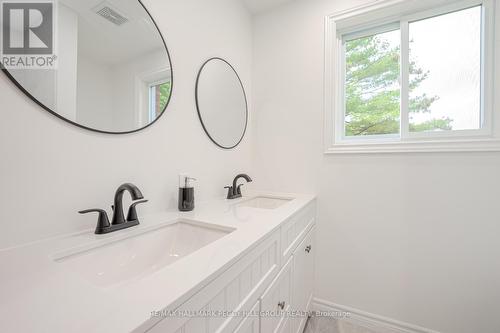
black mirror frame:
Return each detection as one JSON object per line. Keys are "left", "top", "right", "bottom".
{"left": 195, "top": 57, "right": 248, "bottom": 150}
{"left": 0, "top": 0, "right": 173, "bottom": 135}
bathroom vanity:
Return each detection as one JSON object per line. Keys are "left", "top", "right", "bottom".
{"left": 0, "top": 193, "right": 316, "bottom": 333}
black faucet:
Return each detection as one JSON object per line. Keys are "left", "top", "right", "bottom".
{"left": 79, "top": 183, "right": 148, "bottom": 234}
{"left": 112, "top": 183, "right": 144, "bottom": 225}
{"left": 225, "top": 174, "right": 252, "bottom": 199}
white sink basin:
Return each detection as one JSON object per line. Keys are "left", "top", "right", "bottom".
{"left": 54, "top": 220, "right": 234, "bottom": 288}
{"left": 237, "top": 196, "right": 292, "bottom": 209}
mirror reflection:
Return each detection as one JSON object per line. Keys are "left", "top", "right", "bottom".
{"left": 196, "top": 58, "right": 248, "bottom": 149}
{"left": 1, "top": 0, "right": 172, "bottom": 133}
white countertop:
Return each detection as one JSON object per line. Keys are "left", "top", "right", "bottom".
{"left": 0, "top": 191, "right": 315, "bottom": 333}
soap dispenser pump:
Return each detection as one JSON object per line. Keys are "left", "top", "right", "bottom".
{"left": 178, "top": 174, "right": 196, "bottom": 212}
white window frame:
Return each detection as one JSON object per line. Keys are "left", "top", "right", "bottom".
{"left": 135, "top": 68, "right": 171, "bottom": 126}
{"left": 324, "top": 0, "right": 499, "bottom": 153}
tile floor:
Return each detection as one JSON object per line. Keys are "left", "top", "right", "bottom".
{"left": 303, "top": 316, "right": 381, "bottom": 333}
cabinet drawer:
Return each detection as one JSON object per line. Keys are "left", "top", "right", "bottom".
{"left": 233, "top": 301, "right": 260, "bottom": 333}
{"left": 260, "top": 257, "right": 293, "bottom": 333}
{"left": 280, "top": 201, "right": 315, "bottom": 262}
{"left": 147, "top": 230, "right": 280, "bottom": 333}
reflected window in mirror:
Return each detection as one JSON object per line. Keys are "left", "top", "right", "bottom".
{"left": 0, "top": 0, "right": 173, "bottom": 134}
{"left": 149, "top": 80, "right": 171, "bottom": 122}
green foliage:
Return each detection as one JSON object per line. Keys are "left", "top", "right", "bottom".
{"left": 345, "top": 33, "right": 451, "bottom": 136}
{"left": 158, "top": 81, "right": 171, "bottom": 113}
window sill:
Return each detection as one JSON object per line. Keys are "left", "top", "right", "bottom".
{"left": 324, "top": 138, "right": 500, "bottom": 154}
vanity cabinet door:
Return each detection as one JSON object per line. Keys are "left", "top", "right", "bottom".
{"left": 280, "top": 202, "right": 316, "bottom": 263}
{"left": 260, "top": 257, "right": 293, "bottom": 333}
{"left": 233, "top": 301, "right": 260, "bottom": 333}
{"left": 291, "top": 226, "right": 315, "bottom": 333}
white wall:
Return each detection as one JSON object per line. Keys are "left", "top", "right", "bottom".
{"left": 0, "top": 0, "right": 253, "bottom": 249}
{"left": 76, "top": 55, "right": 114, "bottom": 129}
{"left": 252, "top": 0, "right": 500, "bottom": 332}
{"left": 56, "top": 3, "right": 78, "bottom": 120}
{"left": 76, "top": 45, "right": 169, "bottom": 132}
{"left": 111, "top": 49, "right": 169, "bottom": 131}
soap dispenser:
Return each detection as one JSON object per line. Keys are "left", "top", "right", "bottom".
{"left": 178, "top": 174, "right": 196, "bottom": 211}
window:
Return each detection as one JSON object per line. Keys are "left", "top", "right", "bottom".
{"left": 344, "top": 28, "right": 401, "bottom": 138}
{"left": 136, "top": 68, "right": 171, "bottom": 126}
{"left": 408, "top": 7, "right": 481, "bottom": 133}
{"left": 149, "top": 80, "right": 171, "bottom": 121}
{"left": 325, "top": 0, "right": 497, "bottom": 153}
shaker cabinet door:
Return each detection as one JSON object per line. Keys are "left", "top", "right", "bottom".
{"left": 260, "top": 257, "right": 293, "bottom": 333}
{"left": 291, "top": 226, "right": 315, "bottom": 333}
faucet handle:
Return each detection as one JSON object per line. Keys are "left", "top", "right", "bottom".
{"left": 79, "top": 209, "right": 110, "bottom": 234}
{"left": 126, "top": 200, "right": 148, "bottom": 222}
{"left": 224, "top": 186, "right": 233, "bottom": 199}
{"left": 236, "top": 183, "right": 245, "bottom": 195}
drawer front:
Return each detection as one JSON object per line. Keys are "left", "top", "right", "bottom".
{"left": 280, "top": 201, "right": 316, "bottom": 262}
{"left": 233, "top": 301, "right": 260, "bottom": 333}
{"left": 260, "top": 257, "right": 293, "bottom": 333}
{"left": 291, "top": 226, "right": 315, "bottom": 333}
{"left": 279, "top": 316, "right": 293, "bottom": 333}
{"left": 147, "top": 231, "right": 280, "bottom": 333}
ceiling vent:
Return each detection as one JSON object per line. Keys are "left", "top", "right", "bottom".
{"left": 93, "top": 2, "right": 128, "bottom": 26}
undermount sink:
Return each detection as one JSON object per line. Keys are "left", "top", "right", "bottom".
{"left": 237, "top": 196, "right": 292, "bottom": 209}
{"left": 53, "top": 220, "right": 234, "bottom": 288}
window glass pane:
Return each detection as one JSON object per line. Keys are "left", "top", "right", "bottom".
{"left": 345, "top": 29, "right": 400, "bottom": 137}
{"left": 150, "top": 81, "right": 171, "bottom": 119}
{"left": 409, "top": 6, "right": 481, "bottom": 132}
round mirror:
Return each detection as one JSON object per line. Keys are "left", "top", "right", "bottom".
{"left": 196, "top": 58, "right": 248, "bottom": 149}
{"left": 0, "top": 0, "right": 172, "bottom": 134}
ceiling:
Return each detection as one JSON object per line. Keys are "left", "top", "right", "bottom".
{"left": 242, "top": 0, "right": 295, "bottom": 14}
{"left": 59, "top": 0, "right": 166, "bottom": 66}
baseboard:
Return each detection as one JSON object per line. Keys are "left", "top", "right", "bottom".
{"left": 312, "top": 298, "right": 442, "bottom": 333}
